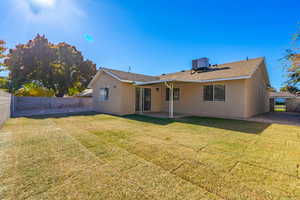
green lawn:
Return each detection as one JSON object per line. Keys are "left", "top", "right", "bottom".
{"left": 275, "top": 105, "right": 286, "bottom": 112}
{"left": 1, "top": 113, "right": 300, "bottom": 200}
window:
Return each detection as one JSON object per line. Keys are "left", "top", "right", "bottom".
{"left": 99, "top": 88, "right": 109, "bottom": 101}
{"left": 214, "top": 85, "right": 225, "bottom": 101}
{"left": 166, "top": 88, "right": 180, "bottom": 101}
{"left": 204, "top": 85, "right": 214, "bottom": 101}
{"left": 203, "top": 85, "right": 225, "bottom": 101}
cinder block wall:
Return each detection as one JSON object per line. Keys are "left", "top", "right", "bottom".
{"left": 286, "top": 98, "right": 300, "bottom": 112}
{"left": 15, "top": 97, "right": 92, "bottom": 111}
{"left": 0, "top": 90, "right": 11, "bottom": 127}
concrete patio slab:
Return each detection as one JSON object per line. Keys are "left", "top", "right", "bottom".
{"left": 139, "top": 112, "right": 190, "bottom": 119}
{"left": 249, "top": 112, "right": 300, "bottom": 126}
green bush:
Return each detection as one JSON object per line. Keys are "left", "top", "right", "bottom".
{"left": 0, "top": 77, "right": 9, "bottom": 90}
{"left": 67, "top": 87, "right": 81, "bottom": 96}
{"left": 14, "top": 82, "right": 55, "bottom": 97}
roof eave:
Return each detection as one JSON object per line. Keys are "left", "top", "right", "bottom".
{"left": 103, "top": 69, "right": 134, "bottom": 83}
{"left": 134, "top": 79, "right": 176, "bottom": 86}
{"left": 183, "top": 75, "right": 251, "bottom": 83}
{"left": 87, "top": 68, "right": 134, "bottom": 88}
{"left": 134, "top": 76, "right": 251, "bottom": 86}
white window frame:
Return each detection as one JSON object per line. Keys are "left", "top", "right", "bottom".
{"left": 99, "top": 88, "right": 109, "bottom": 102}
{"left": 203, "top": 84, "right": 225, "bottom": 102}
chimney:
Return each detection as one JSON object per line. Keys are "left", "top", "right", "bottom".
{"left": 192, "top": 57, "right": 209, "bottom": 71}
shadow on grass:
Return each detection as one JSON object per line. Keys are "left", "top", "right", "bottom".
{"left": 123, "top": 114, "right": 271, "bottom": 134}
{"left": 16, "top": 112, "right": 271, "bottom": 135}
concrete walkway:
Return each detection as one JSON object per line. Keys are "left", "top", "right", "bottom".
{"left": 13, "top": 107, "right": 93, "bottom": 117}
{"left": 140, "top": 112, "right": 190, "bottom": 119}
{"left": 249, "top": 112, "right": 300, "bottom": 126}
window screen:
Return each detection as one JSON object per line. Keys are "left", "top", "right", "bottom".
{"left": 204, "top": 85, "right": 213, "bottom": 101}
{"left": 204, "top": 85, "right": 225, "bottom": 101}
{"left": 166, "top": 88, "right": 180, "bottom": 101}
{"left": 214, "top": 85, "right": 225, "bottom": 101}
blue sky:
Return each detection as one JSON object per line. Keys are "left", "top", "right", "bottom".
{"left": 1, "top": 0, "right": 299, "bottom": 90}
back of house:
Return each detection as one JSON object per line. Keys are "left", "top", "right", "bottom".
{"left": 88, "top": 57, "right": 270, "bottom": 119}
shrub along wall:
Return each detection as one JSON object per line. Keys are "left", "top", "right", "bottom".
{"left": 0, "top": 90, "right": 11, "bottom": 127}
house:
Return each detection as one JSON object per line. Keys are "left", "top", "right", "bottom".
{"left": 88, "top": 57, "right": 270, "bottom": 118}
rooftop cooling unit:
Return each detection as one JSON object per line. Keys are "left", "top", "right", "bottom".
{"left": 192, "top": 57, "right": 210, "bottom": 71}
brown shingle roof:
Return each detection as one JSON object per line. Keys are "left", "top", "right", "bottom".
{"left": 103, "top": 68, "right": 159, "bottom": 82}
{"left": 159, "top": 57, "right": 264, "bottom": 81}
{"left": 89, "top": 57, "right": 267, "bottom": 88}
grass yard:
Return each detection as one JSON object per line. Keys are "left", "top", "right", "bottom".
{"left": 1, "top": 113, "right": 300, "bottom": 200}
{"left": 275, "top": 105, "right": 287, "bottom": 112}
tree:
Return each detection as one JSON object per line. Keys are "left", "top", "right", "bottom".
{"left": 288, "top": 53, "right": 300, "bottom": 85}
{"left": 268, "top": 87, "right": 276, "bottom": 92}
{"left": 4, "top": 34, "right": 97, "bottom": 97}
{"left": 0, "top": 41, "right": 9, "bottom": 91}
{"left": 283, "top": 27, "right": 300, "bottom": 92}
{"left": 0, "top": 77, "right": 9, "bottom": 91}
{"left": 280, "top": 85, "right": 299, "bottom": 93}
{"left": 0, "top": 40, "right": 7, "bottom": 70}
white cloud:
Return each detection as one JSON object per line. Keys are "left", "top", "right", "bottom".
{"left": 30, "top": 0, "right": 57, "bottom": 8}
{"left": 28, "top": 0, "right": 56, "bottom": 14}
{"left": 11, "top": 0, "right": 86, "bottom": 25}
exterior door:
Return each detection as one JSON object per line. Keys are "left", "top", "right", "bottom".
{"left": 135, "top": 88, "right": 140, "bottom": 111}
{"left": 143, "top": 88, "right": 151, "bottom": 111}
{"left": 135, "top": 88, "right": 151, "bottom": 112}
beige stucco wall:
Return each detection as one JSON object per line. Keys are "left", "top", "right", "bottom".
{"left": 148, "top": 86, "right": 163, "bottom": 112}
{"left": 160, "top": 80, "right": 247, "bottom": 118}
{"left": 91, "top": 71, "right": 123, "bottom": 115}
{"left": 119, "top": 83, "right": 135, "bottom": 115}
{"left": 244, "top": 63, "right": 269, "bottom": 117}
{"left": 91, "top": 72, "right": 163, "bottom": 115}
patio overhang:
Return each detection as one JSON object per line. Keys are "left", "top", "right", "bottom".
{"left": 134, "top": 79, "right": 178, "bottom": 86}
{"left": 133, "top": 76, "right": 252, "bottom": 119}
{"left": 133, "top": 75, "right": 251, "bottom": 86}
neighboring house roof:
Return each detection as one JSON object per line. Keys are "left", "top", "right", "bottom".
{"left": 88, "top": 57, "right": 268, "bottom": 88}
{"left": 77, "top": 89, "right": 93, "bottom": 97}
{"left": 269, "top": 92, "right": 299, "bottom": 98}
